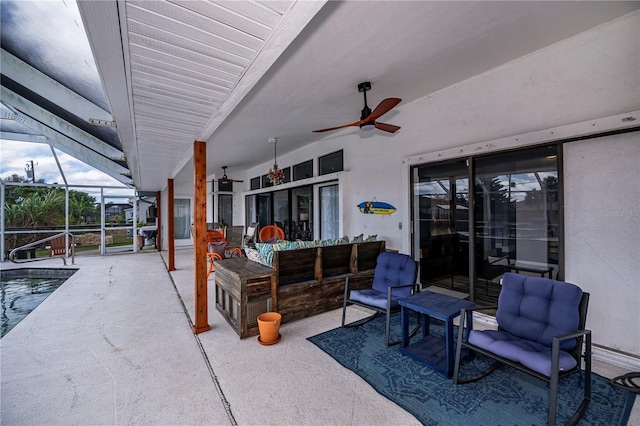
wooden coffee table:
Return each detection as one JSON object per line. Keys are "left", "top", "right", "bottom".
{"left": 399, "top": 291, "right": 475, "bottom": 377}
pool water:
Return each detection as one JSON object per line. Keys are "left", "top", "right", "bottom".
{"left": 1, "top": 269, "right": 77, "bottom": 338}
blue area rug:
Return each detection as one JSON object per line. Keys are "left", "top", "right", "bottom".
{"left": 307, "top": 313, "right": 635, "bottom": 425}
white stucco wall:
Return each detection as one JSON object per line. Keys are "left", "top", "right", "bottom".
{"left": 237, "top": 11, "right": 640, "bottom": 355}
{"left": 564, "top": 133, "right": 640, "bottom": 355}
{"left": 246, "top": 11, "right": 639, "bottom": 249}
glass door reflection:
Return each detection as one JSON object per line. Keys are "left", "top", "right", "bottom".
{"left": 413, "top": 160, "right": 470, "bottom": 294}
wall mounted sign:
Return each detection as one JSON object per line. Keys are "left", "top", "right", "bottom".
{"left": 357, "top": 200, "right": 396, "bottom": 215}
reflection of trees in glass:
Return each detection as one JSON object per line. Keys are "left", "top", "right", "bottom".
{"left": 475, "top": 176, "right": 514, "bottom": 236}
{"left": 475, "top": 176, "right": 511, "bottom": 207}
{"left": 524, "top": 176, "right": 558, "bottom": 208}
{"left": 456, "top": 194, "right": 469, "bottom": 207}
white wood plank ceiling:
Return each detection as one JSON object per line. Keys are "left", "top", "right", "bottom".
{"left": 76, "top": 1, "right": 638, "bottom": 191}
{"left": 80, "top": 0, "right": 323, "bottom": 190}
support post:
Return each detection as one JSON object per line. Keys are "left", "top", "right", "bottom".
{"left": 193, "top": 141, "right": 210, "bottom": 334}
{"left": 167, "top": 179, "right": 176, "bottom": 271}
{"left": 156, "top": 191, "right": 162, "bottom": 251}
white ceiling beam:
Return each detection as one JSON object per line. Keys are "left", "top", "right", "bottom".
{"left": 0, "top": 86, "right": 124, "bottom": 160}
{"left": 77, "top": 0, "right": 141, "bottom": 187}
{"left": 0, "top": 49, "right": 113, "bottom": 123}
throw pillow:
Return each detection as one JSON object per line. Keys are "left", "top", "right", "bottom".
{"left": 207, "top": 241, "right": 227, "bottom": 256}
{"left": 244, "top": 248, "right": 261, "bottom": 263}
{"left": 365, "top": 234, "right": 378, "bottom": 242}
{"left": 352, "top": 234, "right": 364, "bottom": 243}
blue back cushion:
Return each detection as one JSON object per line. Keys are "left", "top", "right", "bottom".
{"left": 497, "top": 273, "right": 582, "bottom": 350}
{"left": 371, "top": 252, "right": 416, "bottom": 298}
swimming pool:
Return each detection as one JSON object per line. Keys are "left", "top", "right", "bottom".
{"left": 0, "top": 268, "right": 77, "bottom": 338}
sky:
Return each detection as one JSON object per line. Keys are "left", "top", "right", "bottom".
{"left": 0, "top": 0, "right": 132, "bottom": 199}
{"left": 0, "top": 139, "right": 132, "bottom": 200}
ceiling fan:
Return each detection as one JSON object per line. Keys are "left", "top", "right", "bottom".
{"left": 312, "top": 81, "right": 401, "bottom": 134}
{"left": 214, "top": 166, "right": 243, "bottom": 183}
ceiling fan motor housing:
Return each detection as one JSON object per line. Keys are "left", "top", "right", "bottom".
{"left": 358, "top": 81, "right": 372, "bottom": 121}
{"left": 357, "top": 81, "right": 371, "bottom": 92}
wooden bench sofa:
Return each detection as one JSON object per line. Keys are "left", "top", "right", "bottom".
{"left": 214, "top": 240, "right": 386, "bottom": 338}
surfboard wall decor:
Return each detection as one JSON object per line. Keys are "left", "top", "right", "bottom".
{"left": 358, "top": 201, "right": 397, "bottom": 215}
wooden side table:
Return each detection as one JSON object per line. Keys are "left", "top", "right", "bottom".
{"left": 399, "top": 291, "right": 475, "bottom": 377}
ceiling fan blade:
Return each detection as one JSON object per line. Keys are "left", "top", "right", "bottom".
{"left": 374, "top": 121, "right": 401, "bottom": 133}
{"left": 312, "top": 121, "right": 361, "bottom": 133}
{"left": 367, "top": 98, "right": 401, "bottom": 121}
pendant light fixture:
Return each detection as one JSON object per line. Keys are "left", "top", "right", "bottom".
{"left": 267, "top": 138, "right": 284, "bottom": 185}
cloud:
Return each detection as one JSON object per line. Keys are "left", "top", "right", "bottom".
{"left": 0, "top": 139, "right": 124, "bottom": 187}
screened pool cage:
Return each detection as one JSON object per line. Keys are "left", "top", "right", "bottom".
{"left": 1, "top": 180, "right": 158, "bottom": 263}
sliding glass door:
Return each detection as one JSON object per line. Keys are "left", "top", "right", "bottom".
{"left": 174, "top": 198, "right": 192, "bottom": 246}
{"left": 249, "top": 185, "right": 315, "bottom": 241}
{"left": 412, "top": 160, "right": 470, "bottom": 293}
{"left": 474, "top": 145, "right": 560, "bottom": 303}
{"left": 319, "top": 184, "right": 339, "bottom": 240}
{"left": 412, "top": 145, "right": 561, "bottom": 305}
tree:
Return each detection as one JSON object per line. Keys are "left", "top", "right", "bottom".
{"left": 3, "top": 174, "right": 47, "bottom": 205}
{"left": 69, "top": 190, "right": 98, "bottom": 224}
{"left": 2, "top": 174, "right": 97, "bottom": 250}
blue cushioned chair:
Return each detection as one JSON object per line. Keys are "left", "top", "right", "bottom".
{"left": 341, "top": 252, "right": 419, "bottom": 346}
{"left": 453, "top": 273, "right": 591, "bottom": 426}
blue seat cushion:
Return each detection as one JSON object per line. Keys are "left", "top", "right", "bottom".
{"left": 349, "top": 289, "right": 400, "bottom": 310}
{"left": 496, "top": 273, "right": 582, "bottom": 351}
{"left": 469, "top": 329, "right": 578, "bottom": 377}
{"left": 348, "top": 252, "right": 416, "bottom": 311}
{"left": 371, "top": 252, "right": 415, "bottom": 297}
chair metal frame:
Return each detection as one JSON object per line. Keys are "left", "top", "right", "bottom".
{"left": 453, "top": 290, "right": 591, "bottom": 426}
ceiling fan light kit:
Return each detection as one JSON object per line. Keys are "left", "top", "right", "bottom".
{"left": 312, "top": 81, "right": 401, "bottom": 134}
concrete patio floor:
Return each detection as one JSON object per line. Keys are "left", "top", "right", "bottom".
{"left": 1, "top": 249, "right": 638, "bottom": 425}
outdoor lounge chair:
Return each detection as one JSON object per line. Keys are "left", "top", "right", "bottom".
{"left": 206, "top": 230, "right": 241, "bottom": 277}
{"left": 242, "top": 222, "right": 258, "bottom": 247}
{"left": 259, "top": 225, "right": 284, "bottom": 242}
{"left": 341, "top": 252, "right": 420, "bottom": 346}
{"left": 48, "top": 235, "right": 73, "bottom": 257}
{"left": 453, "top": 272, "right": 591, "bottom": 426}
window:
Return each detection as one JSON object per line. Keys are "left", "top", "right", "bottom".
{"left": 250, "top": 177, "right": 261, "bottom": 190}
{"left": 282, "top": 167, "right": 291, "bottom": 184}
{"left": 246, "top": 185, "right": 315, "bottom": 241}
{"left": 293, "top": 160, "right": 313, "bottom": 181}
{"left": 262, "top": 174, "right": 273, "bottom": 188}
{"left": 174, "top": 199, "right": 191, "bottom": 240}
{"left": 218, "top": 194, "right": 232, "bottom": 227}
{"left": 218, "top": 180, "right": 233, "bottom": 192}
{"left": 319, "top": 150, "right": 343, "bottom": 175}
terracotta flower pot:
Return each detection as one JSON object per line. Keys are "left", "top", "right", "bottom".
{"left": 257, "top": 312, "right": 281, "bottom": 345}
